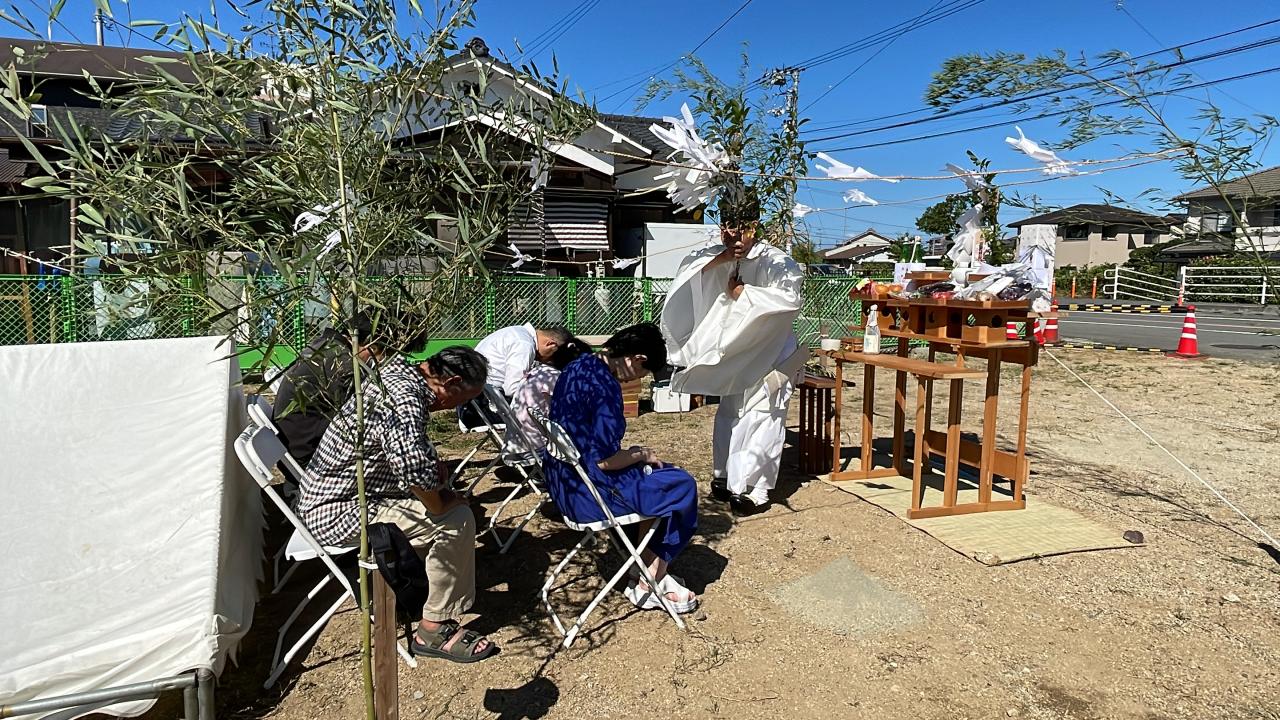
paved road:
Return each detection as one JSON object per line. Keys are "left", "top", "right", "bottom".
{"left": 1056, "top": 306, "right": 1280, "bottom": 362}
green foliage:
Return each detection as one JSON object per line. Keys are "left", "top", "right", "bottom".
{"left": 638, "top": 52, "right": 805, "bottom": 247}
{"left": 915, "top": 195, "right": 968, "bottom": 237}
{"left": 791, "top": 238, "right": 823, "bottom": 265}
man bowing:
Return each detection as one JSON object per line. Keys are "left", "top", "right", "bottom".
{"left": 660, "top": 190, "right": 806, "bottom": 514}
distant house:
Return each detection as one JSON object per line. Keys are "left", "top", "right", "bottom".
{"left": 821, "top": 229, "right": 895, "bottom": 268}
{"left": 1007, "top": 204, "right": 1182, "bottom": 268}
{"left": 0, "top": 39, "right": 204, "bottom": 275}
{"left": 397, "top": 38, "right": 699, "bottom": 277}
{"left": 1170, "top": 165, "right": 1280, "bottom": 260}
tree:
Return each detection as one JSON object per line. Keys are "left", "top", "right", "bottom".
{"left": 0, "top": 1, "right": 591, "bottom": 716}
{"left": 638, "top": 52, "right": 807, "bottom": 249}
{"left": 915, "top": 195, "right": 968, "bottom": 238}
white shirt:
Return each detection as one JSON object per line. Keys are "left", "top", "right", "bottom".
{"left": 474, "top": 323, "right": 537, "bottom": 396}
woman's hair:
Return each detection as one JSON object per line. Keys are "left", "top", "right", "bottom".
{"left": 602, "top": 323, "right": 668, "bottom": 375}
{"left": 426, "top": 346, "right": 488, "bottom": 388}
{"left": 548, "top": 335, "right": 591, "bottom": 370}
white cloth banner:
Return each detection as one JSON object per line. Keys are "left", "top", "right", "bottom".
{"left": 0, "top": 336, "right": 262, "bottom": 719}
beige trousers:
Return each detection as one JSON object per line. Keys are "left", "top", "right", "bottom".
{"left": 369, "top": 499, "right": 476, "bottom": 622}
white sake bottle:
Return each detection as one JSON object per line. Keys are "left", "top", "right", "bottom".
{"left": 864, "top": 304, "right": 882, "bottom": 354}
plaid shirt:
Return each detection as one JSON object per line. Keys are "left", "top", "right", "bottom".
{"left": 298, "top": 356, "right": 441, "bottom": 546}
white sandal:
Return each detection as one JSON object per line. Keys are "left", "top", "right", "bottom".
{"left": 624, "top": 574, "right": 698, "bottom": 614}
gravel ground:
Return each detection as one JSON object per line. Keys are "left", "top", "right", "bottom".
{"left": 213, "top": 349, "right": 1280, "bottom": 720}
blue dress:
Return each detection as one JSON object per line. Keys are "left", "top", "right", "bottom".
{"left": 543, "top": 355, "right": 698, "bottom": 563}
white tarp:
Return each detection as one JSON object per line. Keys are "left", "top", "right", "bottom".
{"left": 0, "top": 336, "right": 262, "bottom": 719}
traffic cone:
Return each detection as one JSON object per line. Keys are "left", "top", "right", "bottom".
{"left": 1006, "top": 321, "right": 1018, "bottom": 340}
{"left": 1034, "top": 318, "right": 1045, "bottom": 345}
{"left": 1044, "top": 303, "right": 1060, "bottom": 344}
{"left": 1172, "top": 305, "right": 1201, "bottom": 358}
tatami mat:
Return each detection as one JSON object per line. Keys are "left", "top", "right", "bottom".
{"left": 823, "top": 472, "right": 1139, "bottom": 565}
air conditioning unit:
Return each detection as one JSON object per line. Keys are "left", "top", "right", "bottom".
{"left": 28, "top": 104, "right": 48, "bottom": 138}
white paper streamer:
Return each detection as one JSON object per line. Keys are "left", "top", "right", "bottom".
{"left": 1005, "top": 126, "right": 1073, "bottom": 175}
{"left": 814, "top": 152, "right": 899, "bottom": 183}
{"left": 841, "top": 188, "right": 879, "bottom": 206}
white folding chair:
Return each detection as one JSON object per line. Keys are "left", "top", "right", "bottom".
{"left": 448, "top": 395, "right": 507, "bottom": 496}
{"left": 234, "top": 424, "right": 418, "bottom": 688}
{"left": 477, "top": 385, "right": 549, "bottom": 554}
{"left": 527, "top": 408, "right": 687, "bottom": 648}
{"left": 264, "top": 364, "right": 286, "bottom": 396}
{"left": 244, "top": 394, "right": 312, "bottom": 590}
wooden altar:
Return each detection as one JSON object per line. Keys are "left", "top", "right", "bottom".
{"left": 829, "top": 295, "right": 1040, "bottom": 519}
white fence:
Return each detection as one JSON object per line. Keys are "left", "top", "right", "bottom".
{"left": 1103, "top": 267, "right": 1181, "bottom": 303}
{"left": 1180, "top": 266, "right": 1274, "bottom": 305}
{"left": 1104, "top": 265, "right": 1277, "bottom": 305}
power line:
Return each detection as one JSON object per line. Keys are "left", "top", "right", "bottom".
{"left": 804, "top": 35, "right": 1280, "bottom": 145}
{"left": 802, "top": 0, "right": 958, "bottom": 112}
{"left": 747, "top": 0, "right": 982, "bottom": 91}
{"left": 1118, "top": 5, "right": 1264, "bottom": 114}
{"left": 810, "top": 64, "right": 1280, "bottom": 153}
{"left": 804, "top": 16, "right": 1280, "bottom": 134}
{"left": 519, "top": 0, "right": 601, "bottom": 62}
{"left": 597, "top": 0, "right": 755, "bottom": 110}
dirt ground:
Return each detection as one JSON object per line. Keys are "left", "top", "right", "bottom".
{"left": 217, "top": 349, "right": 1280, "bottom": 720}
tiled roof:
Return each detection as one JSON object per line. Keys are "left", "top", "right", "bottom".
{"left": 0, "top": 38, "right": 193, "bottom": 82}
{"left": 1007, "top": 203, "right": 1180, "bottom": 228}
{"left": 0, "top": 149, "right": 25, "bottom": 185}
{"left": 598, "top": 113, "right": 669, "bottom": 156}
{"left": 1174, "top": 165, "right": 1280, "bottom": 201}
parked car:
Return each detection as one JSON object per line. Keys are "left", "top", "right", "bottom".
{"left": 805, "top": 263, "right": 847, "bottom": 276}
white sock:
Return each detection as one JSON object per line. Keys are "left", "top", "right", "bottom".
{"left": 746, "top": 485, "right": 770, "bottom": 506}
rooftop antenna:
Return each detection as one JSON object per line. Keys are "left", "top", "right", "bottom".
{"left": 93, "top": 8, "right": 104, "bottom": 45}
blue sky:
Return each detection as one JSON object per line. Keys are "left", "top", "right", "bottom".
{"left": 18, "top": 0, "right": 1280, "bottom": 249}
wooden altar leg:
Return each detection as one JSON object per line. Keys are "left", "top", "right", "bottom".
{"left": 860, "top": 363, "right": 876, "bottom": 473}
{"left": 979, "top": 349, "right": 1002, "bottom": 504}
{"left": 911, "top": 375, "right": 928, "bottom": 512}
{"left": 892, "top": 339, "right": 909, "bottom": 475}
{"left": 944, "top": 379, "right": 963, "bottom": 507}
{"left": 832, "top": 359, "right": 844, "bottom": 473}
{"left": 923, "top": 347, "right": 936, "bottom": 461}
{"left": 1015, "top": 363, "right": 1032, "bottom": 501}
{"left": 822, "top": 386, "right": 834, "bottom": 474}
{"left": 798, "top": 384, "right": 810, "bottom": 472}
{"left": 373, "top": 571, "right": 399, "bottom": 720}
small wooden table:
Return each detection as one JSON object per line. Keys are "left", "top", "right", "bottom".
{"left": 832, "top": 297, "right": 1038, "bottom": 519}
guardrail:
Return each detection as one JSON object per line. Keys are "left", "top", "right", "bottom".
{"left": 1181, "top": 265, "right": 1274, "bottom": 305}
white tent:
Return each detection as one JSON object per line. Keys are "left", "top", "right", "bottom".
{"left": 0, "top": 336, "right": 262, "bottom": 719}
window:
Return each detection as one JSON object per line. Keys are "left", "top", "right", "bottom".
{"left": 1200, "top": 211, "right": 1233, "bottom": 233}
{"left": 1102, "top": 225, "right": 1119, "bottom": 241}
{"left": 1062, "top": 224, "right": 1089, "bottom": 240}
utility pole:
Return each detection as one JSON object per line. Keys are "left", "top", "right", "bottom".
{"left": 93, "top": 9, "right": 104, "bottom": 45}
{"left": 767, "top": 66, "right": 802, "bottom": 255}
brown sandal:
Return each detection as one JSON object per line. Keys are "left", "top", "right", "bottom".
{"left": 411, "top": 621, "right": 498, "bottom": 663}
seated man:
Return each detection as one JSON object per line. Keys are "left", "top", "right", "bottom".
{"left": 500, "top": 335, "right": 591, "bottom": 465}
{"left": 459, "top": 323, "right": 570, "bottom": 429}
{"left": 298, "top": 346, "right": 498, "bottom": 663}
{"left": 273, "top": 312, "right": 427, "bottom": 468}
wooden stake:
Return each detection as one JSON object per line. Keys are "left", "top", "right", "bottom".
{"left": 373, "top": 572, "right": 399, "bottom": 720}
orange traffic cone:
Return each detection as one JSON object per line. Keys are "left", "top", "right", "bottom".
{"left": 1034, "top": 318, "right": 1045, "bottom": 345}
{"left": 1006, "top": 321, "right": 1018, "bottom": 340}
{"left": 1044, "top": 303, "right": 1060, "bottom": 344}
{"left": 1173, "top": 305, "right": 1201, "bottom": 358}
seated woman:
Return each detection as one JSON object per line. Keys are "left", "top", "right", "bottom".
{"left": 501, "top": 335, "right": 592, "bottom": 465}
{"left": 542, "top": 323, "right": 699, "bottom": 613}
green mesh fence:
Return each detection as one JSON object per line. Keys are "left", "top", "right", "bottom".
{"left": 0, "top": 274, "right": 889, "bottom": 352}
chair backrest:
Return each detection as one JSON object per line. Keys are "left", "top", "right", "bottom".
{"left": 527, "top": 408, "right": 629, "bottom": 529}
{"left": 483, "top": 385, "right": 543, "bottom": 462}
{"left": 263, "top": 364, "right": 286, "bottom": 395}
{"left": 233, "top": 423, "right": 355, "bottom": 594}
{"left": 247, "top": 394, "right": 276, "bottom": 432}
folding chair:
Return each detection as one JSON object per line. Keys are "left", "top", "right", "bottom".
{"left": 477, "top": 385, "right": 549, "bottom": 554}
{"left": 527, "top": 408, "right": 686, "bottom": 648}
{"left": 448, "top": 395, "right": 507, "bottom": 496}
{"left": 234, "top": 424, "right": 418, "bottom": 688}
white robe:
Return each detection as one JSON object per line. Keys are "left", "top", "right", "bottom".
{"left": 660, "top": 241, "right": 805, "bottom": 494}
